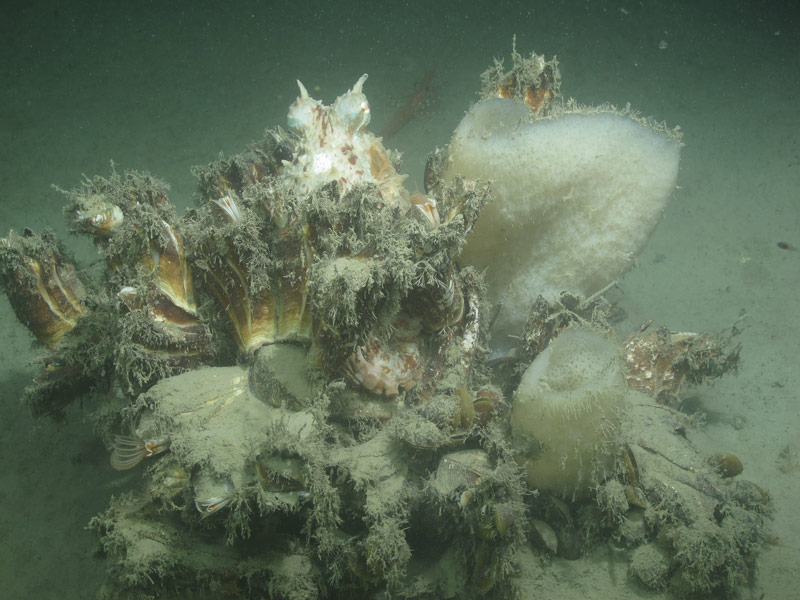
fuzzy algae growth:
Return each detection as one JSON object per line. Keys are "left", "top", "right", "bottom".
{"left": 0, "top": 45, "right": 773, "bottom": 599}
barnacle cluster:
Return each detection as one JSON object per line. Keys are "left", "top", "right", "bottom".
{"left": 0, "top": 49, "right": 771, "bottom": 599}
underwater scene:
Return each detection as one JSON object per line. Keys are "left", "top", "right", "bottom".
{"left": 1, "top": 1, "right": 798, "bottom": 599}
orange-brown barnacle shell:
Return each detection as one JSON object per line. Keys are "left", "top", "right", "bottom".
{"left": 524, "top": 64, "right": 556, "bottom": 116}
{"left": 117, "top": 284, "right": 212, "bottom": 373}
{"left": 525, "top": 84, "right": 552, "bottom": 116}
{"left": 410, "top": 192, "right": 440, "bottom": 230}
{"left": 497, "top": 73, "right": 517, "bottom": 99}
{"left": 141, "top": 220, "right": 197, "bottom": 314}
{"left": 202, "top": 248, "right": 279, "bottom": 354}
{"left": 344, "top": 335, "right": 422, "bottom": 397}
{"left": 66, "top": 194, "right": 124, "bottom": 238}
{"left": 147, "top": 291, "right": 210, "bottom": 348}
{"left": 1, "top": 230, "right": 88, "bottom": 348}
{"left": 272, "top": 225, "right": 314, "bottom": 342}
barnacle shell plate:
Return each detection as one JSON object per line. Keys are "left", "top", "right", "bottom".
{"left": 283, "top": 74, "right": 410, "bottom": 211}
{"left": 0, "top": 230, "right": 88, "bottom": 348}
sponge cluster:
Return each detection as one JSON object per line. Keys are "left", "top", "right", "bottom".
{"left": 511, "top": 328, "right": 628, "bottom": 497}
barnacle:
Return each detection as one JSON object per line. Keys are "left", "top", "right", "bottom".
{"left": 0, "top": 229, "right": 88, "bottom": 348}
{"left": 110, "top": 432, "right": 171, "bottom": 471}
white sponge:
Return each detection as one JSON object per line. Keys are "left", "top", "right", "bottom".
{"left": 444, "top": 99, "right": 681, "bottom": 350}
{"left": 511, "top": 328, "right": 628, "bottom": 498}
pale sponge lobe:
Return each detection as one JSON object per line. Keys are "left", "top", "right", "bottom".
{"left": 444, "top": 98, "right": 681, "bottom": 349}
{"left": 511, "top": 328, "right": 628, "bottom": 498}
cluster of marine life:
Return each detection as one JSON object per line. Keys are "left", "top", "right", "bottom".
{"left": 0, "top": 46, "right": 772, "bottom": 599}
